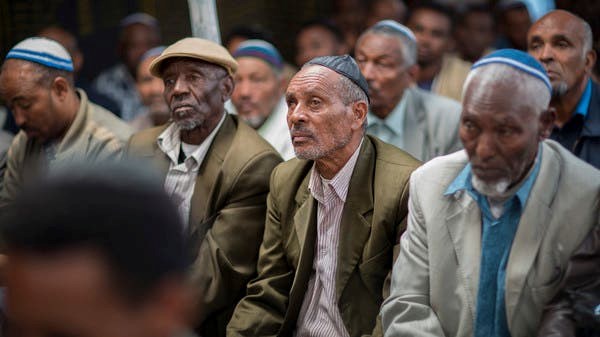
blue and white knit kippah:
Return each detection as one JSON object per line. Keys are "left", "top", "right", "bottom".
{"left": 6, "top": 37, "right": 73, "bottom": 71}
{"left": 472, "top": 49, "right": 551, "bottom": 93}
{"left": 372, "top": 20, "right": 416, "bottom": 42}
{"left": 233, "top": 39, "right": 284, "bottom": 70}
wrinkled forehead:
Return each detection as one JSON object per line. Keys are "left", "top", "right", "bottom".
{"left": 287, "top": 65, "right": 339, "bottom": 94}
{"left": 530, "top": 11, "right": 585, "bottom": 41}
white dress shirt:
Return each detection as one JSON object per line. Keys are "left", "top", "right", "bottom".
{"left": 295, "top": 141, "right": 362, "bottom": 337}
{"left": 157, "top": 114, "right": 225, "bottom": 227}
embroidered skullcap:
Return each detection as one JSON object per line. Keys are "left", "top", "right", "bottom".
{"left": 149, "top": 37, "right": 238, "bottom": 77}
{"left": 233, "top": 39, "right": 284, "bottom": 71}
{"left": 140, "top": 46, "right": 166, "bottom": 62}
{"left": 5, "top": 37, "right": 73, "bottom": 71}
{"left": 471, "top": 49, "right": 551, "bottom": 93}
{"left": 120, "top": 12, "right": 159, "bottom": 29}
{"left": 372, "top": 20, "right": 416, "bottom": 42}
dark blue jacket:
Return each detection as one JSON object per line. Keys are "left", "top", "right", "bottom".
{"left": 576, "top": 81, "right": 600, "bottom": 169}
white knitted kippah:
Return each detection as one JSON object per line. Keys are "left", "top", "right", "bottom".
{"left": 6, "top": 37, "right": 73, "bottom": 71}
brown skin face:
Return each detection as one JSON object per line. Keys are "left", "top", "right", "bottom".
{"left": 407, "top": 8, "right": 452, "bottom": 67}
{"left": 355, "top": 32, "right": 416, "bottom": 119}
{"left": 527, "top": 11, "right": 596, "bottom": 102}
{"left": 365, "top": 0, "right": 407, "bottom": 28}
{"left": 136, "top": 56, "right": 169, "bottom": 125}
{"left": 120, "top": 23, "right": 160, "bottom": 76}
{"left": 295, "top": 26, "right": 347, "bottom": 67}
{"left": 0, "top": 59, "right": 76, "bottom": 143}
{"left": 161, "top": 58, "right": 233, "bottom": 145}
{"left": 502, "top": 7, "right": 531, "bottom": 51}
{"left": 232, "top": 57, "right": 284, "bottom": 129}
{"left": 5, "top": 250, "right": 191, "bottom": 337}
{"left": 455, "top": 11, "right": 495, "bottom": 63}
{"left": 460, "top": 76, "right": 555, "bottom": 187}
{"left": 286, "top": 65, "right": 367, "bottom": 179}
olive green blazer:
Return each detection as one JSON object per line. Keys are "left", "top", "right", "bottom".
{"left": 126, "top": 114, "right": 282, "bottom": 337}
{"left": 227, "top": 136, "right": 420, "bottom": 337}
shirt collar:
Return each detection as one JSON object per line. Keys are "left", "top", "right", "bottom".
{"left": 308, "top": 139, "right": 363, "bottom": 203}
{"left": 367, "top": 96, "right": 406, "bottom": 136}
{"left": 157, "top": 113, "right": 226, "bottom": 166}
{"left": 444, "top": 145, "right": 543, "bottom": 207}
{"left": 575, "top": 78, "right": 592, "bottom": 117}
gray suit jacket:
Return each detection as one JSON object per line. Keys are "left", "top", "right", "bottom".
{"left": 368, "top": 87, "right": 462, "bottom": 162}
{"left": 381, "top": 140, "right": 600, "bottom": 337}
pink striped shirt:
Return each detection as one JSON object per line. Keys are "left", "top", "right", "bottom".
{"left": 295, "top": 141, "right": 363, "bottom": 337}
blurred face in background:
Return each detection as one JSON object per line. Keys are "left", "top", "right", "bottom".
{"left": 296, "top": 25, "right": 347, "bottom": 66}
{"left": 136, "top": 55, "right": 170, "bottom": 125}
{"left": 232, "top": 57, "right": 284, "bottom": 129}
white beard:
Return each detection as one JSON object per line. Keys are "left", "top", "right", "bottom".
{"left": 471, "top": 174, "right": 511, "bottom": 199}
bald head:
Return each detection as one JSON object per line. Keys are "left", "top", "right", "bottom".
{"left": 527, "top": 10, "right": 596, "bottom": 98}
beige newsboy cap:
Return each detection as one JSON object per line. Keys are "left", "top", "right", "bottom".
{"left": 149, "top": 37, "right": 238, "bottom": 77}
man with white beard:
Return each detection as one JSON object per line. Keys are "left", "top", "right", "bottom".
{"left": 126, "top": 37, "right": 281, "bottom": 337}
{"left": 381, "top": 49, "right": 600, "bottom": 337}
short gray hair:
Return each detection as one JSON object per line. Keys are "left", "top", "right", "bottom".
{"left": 335, "top": 74, "right": 369, "bottom": 131}
{"left": 359, "top": 25, "right": 417, "bottom": 67}
{"left": 463, "top": 63, "right": 551, "bottom": 114}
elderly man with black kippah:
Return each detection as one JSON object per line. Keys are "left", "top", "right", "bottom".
{"left": 227, "top": 55, "right": 420, "bottom": 337}
{"left": 381, "top": 49, "right": 600, "bottom": 337}
{"left": 125, "top": 37, "right": 282, "bottom": 337}
{"left": 0, "top": 37, "right": 132, "bottom": 207}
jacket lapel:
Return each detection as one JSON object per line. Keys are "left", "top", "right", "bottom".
{"left": 445, "top": 190, "right": 482, "bottom": 321}
{"left": 402, "top": 88, "right": 427, "bottom": 160}
{"left": 335, "top": 139, "right": 375, "bottom": 303}
{"left": 281, "top": 173, "right": 318, "bottom": 335}
{"left": 505, "top": 143, "right": 557, "bottom": 327}
{"left": 188, "top": 115, "right": 236, "bottom": 235}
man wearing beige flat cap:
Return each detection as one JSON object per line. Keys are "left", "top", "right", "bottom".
{"left": 126, "top": 37, "right": 282, "bottom": 337}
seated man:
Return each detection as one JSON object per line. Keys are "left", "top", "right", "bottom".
{"left": 527, "top": 10, "right": 600, "bottom": 169}
{"left": 227, "top": 55, "right": 420, "bottom": 337}
{"left": 295, "top": 19, "right": 348, "bottom": 67}
{"left": 130, "top": 46, "right": 170, "bottom": 131}
{"left": 1, "top": 163, "right": 195, "bottom": 337}
{"left": 231, "top": 39, "right": 294, "bottom": 160}
{"left": 355, "top": 20, "right": 461, "bottom": 161}
{"left": 0, "top": 37, "right": 131, "bottom": 207}
{"left": 126, "top": 38, "right": 282, "bottom": 337}
{"left": 381, "top": 49, "right": 600, "bottom": 337}
{"left": 407, "top": 2, "right": 471, "bottom": 102}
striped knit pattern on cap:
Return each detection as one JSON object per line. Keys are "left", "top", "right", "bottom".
{"left": 472, "top": 48, "right": 551, "bottom": 93}
{"left": 372, "top": 20, "right": 416, "bottom": 42}
{"left": 6, "top": 37, "right": 73, "bottom": 71}
{"left": 233, "top": 39, "right": 283, "bottom": 70}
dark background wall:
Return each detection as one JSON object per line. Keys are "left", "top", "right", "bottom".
{"left": 0, "top": 0, "right": 332, "bottom": 82}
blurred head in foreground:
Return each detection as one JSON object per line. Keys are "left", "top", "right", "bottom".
{"left": 1, "top": 162, "right": 194, "bottom": 337}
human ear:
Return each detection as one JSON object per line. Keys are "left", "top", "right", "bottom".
{"left": 539, "top": 107, "right": 556, "bottom": 140}
{"left": 220, "top": 75, "right": 234, "bottom": 103}
{"left": 51, "top": 77, "right": 70, "bottom": 101}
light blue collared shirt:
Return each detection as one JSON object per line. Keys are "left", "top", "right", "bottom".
{"left": 444, "top": 147, "right": 543, "bottom": 337}
{"left": 366, "top": 97, "right": 406, "bottom": 149}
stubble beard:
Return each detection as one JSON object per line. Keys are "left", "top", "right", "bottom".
{"left": 294, "top": 131, "right": 352, "bottom": 161}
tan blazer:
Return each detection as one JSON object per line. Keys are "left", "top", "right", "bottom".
{"left": 227, "top": 136, "right": 420, "bottom": 337}
{"left": 382, "top": 140, "right": 600, "bottom": 337}
{"left": 432, "top": 54, "right": 471, "bottom": 102}
{"left": 126, "top": 114, "right": 282, "bottom": 336}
